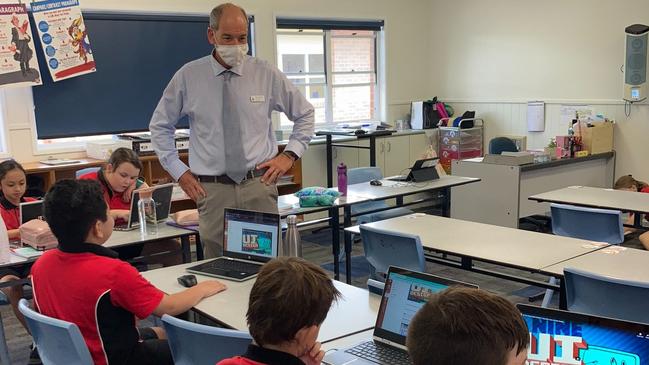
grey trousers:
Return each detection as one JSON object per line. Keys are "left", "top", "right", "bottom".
{"left": 197, "top": 177, "right": 279, "bottom": 258}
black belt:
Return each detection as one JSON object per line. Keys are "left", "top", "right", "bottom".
{"left": 197, "top": 169, "right": 267, "bottom": 184}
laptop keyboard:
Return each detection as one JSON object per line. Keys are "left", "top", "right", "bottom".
{"left": 345, "top": 341, "right": 410, "bottom": 365}
{"left": 203, "top": 258, "right": 261, "bottom": 275}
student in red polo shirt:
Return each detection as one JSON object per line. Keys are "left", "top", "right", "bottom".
{"left": 217, "top": 257, "right": 341, "bottom": 365}
{"left": 78, "top": 147, "right": 149, "bottom": 223}
{"left": 79, "top": 147, "right": 181, "bottom": 266}
{"left": 31, "top": 179, "right": 227, "bottom": 365}
{"left": 614, "top": 175, "right": 649, "bottom": 250}
{"left": 0, "top": 159, "right": 40, "bottom": 362}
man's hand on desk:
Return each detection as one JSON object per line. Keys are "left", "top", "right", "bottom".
{"left": 257, "top": 152, "right": 295, "bottom": 185}
{"left": 178, "top": 171, "right": 207, "bottom": 202}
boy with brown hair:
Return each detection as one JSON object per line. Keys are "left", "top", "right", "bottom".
{"left": 406, "top": 287, "right": 529, "bottom": 365}
{"left": 217, "top": 257, "right": 341, "bottom": 365}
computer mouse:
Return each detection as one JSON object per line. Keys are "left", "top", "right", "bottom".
{"left": 354, "top": 129, "right": 367, "bottom": 136}
{"left": 177, "top": 274, "right": 197, "bottom": 288}
{"left": 369, "top": 179, "right": 382, "bottom": 186}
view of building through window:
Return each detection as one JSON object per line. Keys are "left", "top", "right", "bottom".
{"left": 276, "top": 28, "right": 379, "bottom": 127}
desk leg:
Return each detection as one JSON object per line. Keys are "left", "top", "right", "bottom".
{"left": 634, "top": 211, "right": 643, "bottom": 229}
{"left": 396, "top": 196, "right": 404, "bottom": 207}
{"left": 559, "top": 278, "right": 567, "bottom": 310}
{"left": 344, "top": 205, "right": 353, "bottom": 284}
{"left": 181, "top": 236, "right": 191, "bottom": 263}
{"left": 195, "top": 234, "right": 204, "bottom": 261}
{"left": 326, "top": 135, "right": 333, "bottom": 188}
{"left": 369, "top": 137, "right": 376, "bottom": 167}
{"left": 441, "top": 187, "right": 451, "bottom": 217}
{"left": 331, "top": 207, "right": 340, "bottom": 281}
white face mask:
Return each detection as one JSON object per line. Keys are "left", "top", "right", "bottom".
{"left": 215, "top": 44, "right": 248, "bottom": 67}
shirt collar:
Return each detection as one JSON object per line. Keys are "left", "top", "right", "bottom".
{"left": 242, "top": 344, "right": 305, "bottom": 365}
{"left": 0, "top": 195, "right": 25, "bottom": 210}
{"left": 58, "top": 242, "right": 119, "bottom": 259}
{"left": 209, "top": 51, "right": 245, "bottom": 77}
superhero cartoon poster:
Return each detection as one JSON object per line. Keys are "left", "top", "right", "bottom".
{"left": 0, "top": 3, "right": 42, "bottom": 87}
{"left": 524, "top": 315, "right": 649, "bottom": 365}
{"left": 31, "top": 0, "right": 95, "bottom": 82}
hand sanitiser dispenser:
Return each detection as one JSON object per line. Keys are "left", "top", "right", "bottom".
{"left": 624, "top": 24, "right": 649, "bottom": 102}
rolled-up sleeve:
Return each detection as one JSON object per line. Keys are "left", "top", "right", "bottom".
{"left": 271, "top": 69, "right": 315, "bottom": 158}
{"left": 149, "top": 70, "right": 190, "bottom": 181}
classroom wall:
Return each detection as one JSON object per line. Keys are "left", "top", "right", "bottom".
{"left": 428, "top": 0, "right": 649, "bottom": 182}
{"left": 3, "top": 0, "right": 432, "bottom": 162}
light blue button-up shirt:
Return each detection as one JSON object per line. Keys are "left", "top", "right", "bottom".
{"left": 149, "top": 54, "right": 315, "bottom": 181}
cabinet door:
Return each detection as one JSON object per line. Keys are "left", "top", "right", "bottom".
{"left": 332, "top": 141, "right": 359, "bottom": 186}
{"left": 358, "top": 139, "right": 386, "bottom": 173}
{"left": 301, "top": 144, "right": 327, "bottom": 188}
{"left": 384, "top": 135, "right": 410, "bottom": 177}
{"left": 409, "top": 133, "right": 430, "bottom": 165}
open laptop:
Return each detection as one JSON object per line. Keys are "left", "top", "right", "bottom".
{"left": 387, "top": 157, "right": 440, "bottom": 183}
{"left": 20, "top": 200, "right": 44, "bottom": 224}
{"left": 185, "top": 208, "right": 280, "bottom": 281}
{"left": 518, "top": 304, "right": 649, "bottom": 364}
{"left": 113, "top": 183, "right": 174, "bottom": 231}
{"left": 323, "top": 266, "right": 477, "bottom": 365}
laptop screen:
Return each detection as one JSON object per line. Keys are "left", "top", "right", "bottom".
{"left": 20, "top": 200, "right": 44, "bottom": 224}
{"left": 518, "top": 304, "right": 649, "bottom": 364}
{"left": 373, "top": 266, "right": 478, "bottom": 346}
{"left": 224, "top": 208, "right": 280, "bottom": 262}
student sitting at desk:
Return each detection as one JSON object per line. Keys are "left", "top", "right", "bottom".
{"left": 407, "top": 287, "right": 529, "bottom": 365}
{"left": 0, "top": 159, "right": 41, "bottom": 362}
{"left": 217, "top": 257, "right": 341, "bottom": 365}
{"left": 614, "top": 175, "right": 649, "bottom": 250}
{"left": 79, "top": 147, "right": 181, "bottom": 266}
{"left": 31, "top": 179, "right": 227, "bottom": 365}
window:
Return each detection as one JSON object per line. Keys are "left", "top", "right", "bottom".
{"left": 276, "top": 19, "right": 383, "bottom": 127}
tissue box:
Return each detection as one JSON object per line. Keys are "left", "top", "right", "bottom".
{"left": 86, "top": 139, "right": 132, "bottom": 160}
{"left": 580, "top": 121, "right": 614, "bottom": 154}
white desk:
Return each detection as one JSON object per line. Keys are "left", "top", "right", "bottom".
{"left": 529, "top": 186, "right": 649, "bottom": 228}
{"left": 141, "top": 261, "right": 380, "bottom": 343}
{"left": 349, "top": 214, "right": 608, "bottom": 308}
{"left": 542, "top": 246, "right": 649, "bottom": 282}
{"left": 452, "top": 152, "right": 615, "bottom": 228}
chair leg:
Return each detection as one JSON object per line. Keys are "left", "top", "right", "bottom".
{"left": 541, "top": 277, "right": 558, "bottom": 308}
{"left": 0, "top": 313, "right": 11, "bottom": 365}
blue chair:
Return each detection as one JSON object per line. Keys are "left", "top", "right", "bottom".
{"left": 161, "top": 314, "right": 252, "bottom": 365}
{"left": 551, "top": 203, "right": 624, "bottom": 245}
{"left": 565, "top": 267, "right": 649, "bottom": 324}
{"left": 538, "top": 204, "right": 624, "bottom": 307}
{"left": 348, "top": 167, "right": 413, "bottom": 224}
{"left": 18, "top": 299, "right": 93, "bottom": 365}
{"left": 0, "top": 293, "right": 10, "bottom": 365}
{"left": 488, "top": 137, "right": 518, "bottom": 154}
{"left": 360, "top": 225, "right": 426, "bottom": 281}
{"left": 75, "top": 167, "right": 100, "bottom": 179}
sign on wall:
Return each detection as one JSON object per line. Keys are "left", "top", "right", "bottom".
{"left": 31, "top": 0, "right": 95, "bottom": 82}
{"left": 0, "top": 3, "right": 42, "bottom": 88}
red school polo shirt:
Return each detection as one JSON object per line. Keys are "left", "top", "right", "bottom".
{"left": 0, "top": 196, "right": 37, "bottom": 230}
{"left": 78, "top": 169, "right": 143, "bottom": 211}
{"left": 31, "top": 243, "right": 164, "bottom": 365}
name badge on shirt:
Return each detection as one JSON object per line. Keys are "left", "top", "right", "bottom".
{"left": 250, "top": 95, "right": 265, "bottom": 103}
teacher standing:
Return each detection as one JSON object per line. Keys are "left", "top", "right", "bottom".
{"left": 150, "top": 3, "right": 314, "bottom": 258}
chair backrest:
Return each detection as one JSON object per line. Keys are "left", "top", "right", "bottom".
{"left": 564, "top": 268, "right": 649, "bottom": 324}
{"left": 360, "top": 225, "right": 426, "bottom": 280}
{"left": 162, "top": 314, "right": 252, "bottom": 365}
{"left": 18, "top": 299, "right": 93, "bottom": 365}
{"left": 347, "top": 167, "right": 389, "bottom": 215}
{"left": 488, "top": 137, "right": 518, "bottom": 154}
{"left": 75, "top": 167, "right": 100, "bottom": 179}
{"left": 550, "top": 203, "right": 624, "bottom": 244}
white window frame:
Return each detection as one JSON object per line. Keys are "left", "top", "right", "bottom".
{"left": 276, "top": 27, "right": 383, "bottom": 129}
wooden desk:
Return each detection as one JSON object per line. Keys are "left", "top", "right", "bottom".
{"left": 141, "top": 261, "right": 380, "bottom": 342}
{"left": 451, "top": 152, "right": 616, "bottom": 228}
{"left": 529, "top": 186, "right": 649, "bottom": 228}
